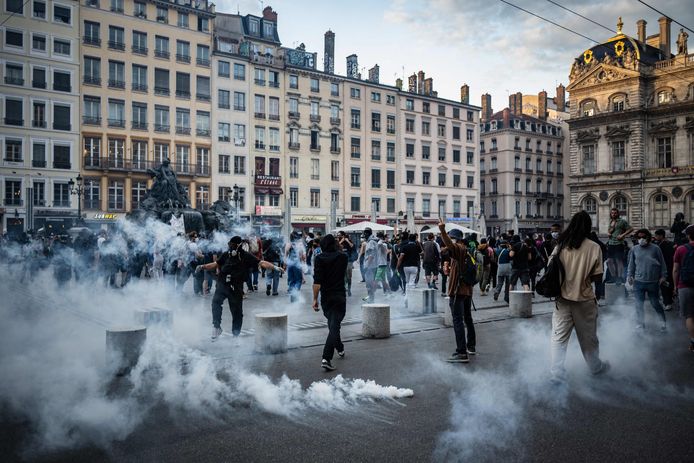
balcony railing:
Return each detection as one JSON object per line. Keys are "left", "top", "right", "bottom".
{"left": 132, "top": 121, "right": 148, "bottom": 130}
{"left": 268, "top": 81, "right": 279, "bottom": 88}
{"left": 32, "top": 80, "right": 46, "bottom": 89}
{"left": 108, "top": 119, "right": 125, "bottom": 128}
{"left": 233, "top": 105, "right": 246, "bottom": 111}
{"left": 254, "top": 112, "right": 266, "bottom": 119}
{"left": 154, "top": 124, "right": 170, "bottom": 133}
{"left": 268, "top": 113, "right": 280, "bottom": 121}
{"left": 288, "top": 111, "right": 300, "bottom": 119}
{"left": 330, "top": 147, "right": 341, "bottom": 154}
{"left": 32, "top": 120, "right": 47, "bottom": 128}
{"left": 330, "top": 117, "right": 341, "bottom": 125}
{"left": 82, "top": 116, "right": 101, "bottom": 125}
{"left": 132, "top": 83, "right": 148, "bottom": 92}
{"left": 176, "top": 54, "right": 191, "bottom": 63}
{"left": 108, "top": 79, "right": 125, "bottom": 89}
{"left": 83, "top": 36, "right": 101, "bottom": 46}
{"left": 176, "top": 90, "right": 191, "bottom": 99}
{"left": 310, "top": 114, "right": 321, "bottom": 123}
{"left": 53, "top": 122, "right": 71, "bottom": 130}
{"left": 254, "top": 141, "right": 265, "bottom": 150}
{"left": 196, "top": 128, "right": 210, "bottom": 137}
{"left": 219, "top": 103, "right": 230, "bottom": 109}
{"left": 132, "top": 46, "right": 147, "bottom": 55}
{"left": 176, "top": 126, "right": 191, "bottom": 135}
{"left": 83, "top": 156, "right": 101, "bottom": 169}
{"left": 195, "top": 164, "right": 210, "bottom": 176}
{"left": 4, "top": 76, "right": 24, "bottom": 86}
{"left": 53, "top": 161, "right": 71, "bottom": 169}
{"left": 53, "top": 84, "right": 71, "bottom": 92}
{"left": 155, "top": 50, "right": 170, "bottom": 59}
{"left": 196, "top": 93, "right": 210, "bottom": 102}
{"left": 288, "top": 142, "right": 300, "bottom": 150}
{"left": 32, "top": 160, "right": 46, "bottom": 168}
{"left": 310, "top": 145, "right": 321, "bottom": 152}
{"left": 108, "top": 40, "right": 125, "bottom": 51}
{"left": 196, "top": 57, "right": 210, "bottom": 67}
{"left": 83, "top": 76, "right": 101, "bottom": 86}
{"left": 254, "top": 78, "right": 265, "bottom": 86}
{"left": 154, "top": 86, "right": 170, "bottom": 96}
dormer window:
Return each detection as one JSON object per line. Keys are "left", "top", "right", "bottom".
{"left": 490, "top": 120, "right": 497, "bottom": 130}
{"left": 612, "top": 96, "right": 625, "bottom": 112}
{"left": 249, "top": 19, "right": 259, "bottom": 34}
{"left": 263, "top": 22, "right": 274, "bottom": 38}
{"left": 658, "top": 90, "right": 671, "bottom": 104}
{"left": 581, "top": 100, "right": 595, "bottom": 117}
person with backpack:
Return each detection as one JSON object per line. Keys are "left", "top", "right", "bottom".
{"left": 421, "top": 233, "right": 441, "bottom": 290}
{"left": 337, "top": 231, "right": 356, "bottom": 296}
{"left": 672, "top": 224, "right": 694, "bottom": 352}
{"left": 262, "top": 237, "right": 282, "bottom": 296}
{"left": 525, "top": 237, "right": 543, "bottom": 295}
{"left": 477, "top": 238, "right": 494, "bottom": 296}
{"left": 197, "top": 236, "right": 283, "bottom": 341}
{"left": 494, "top": 240, "right": 512, "bottom": 303}
{"left": 549, "top": 211, "right": 609, "bottom": 382}
{"left": 397, "top": 232, "right": 421, "bottom": 290}
{"left": 627, "top": 229, "right": 668, "bottom": 332}
{"left": 438, "top": 217, "right": 476, "bottom": 363}
{"left": 509, "top": 235, "right": 531, "bottom": 291}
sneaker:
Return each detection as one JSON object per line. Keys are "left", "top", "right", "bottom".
{"left": 337, "top": 350, "right": 345, "bottom": 358}
{"left": 664, "top": 304, "right": 673, "bottom": 312}
{"left": 597, "top": 299, "right": 607, "bottom": 307}
{"left": 211, "top": 327, "right": 222, "bottom": 341}
{"left": 480, "top": 291, "right": 487, "bottom": 296}
{"left": 446, "top": 352, "right": 470, "bottom": 363}
{"left": 362, "top": 296, "right": 370, "bottom": 302}
{"left": 272, "top": 292, "right": 279, "bottom": 296}
{"left": 493, "top": 293, "right": 499, "bottom": 301}
{"left": 467, "top": 347, "right": 476, "bottom": 355}
{"left": 253, "top": 285, "right": 258, "bottom": 291}
{"left": 432, "top": 283, "right": 439, "bottom": 290}
{"left": 592, "top": 360, "right": 611, "bottom": 376}
{"left": 347, "top": 289, "right": 352, "bottom": 297}
{"left": 321, "top": 359, "right": 336, "bottom": 371}
{"left": 266, "top": 285, "right": 271, "bottom": 296}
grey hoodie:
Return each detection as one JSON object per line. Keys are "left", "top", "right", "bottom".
{"left": 627, "top": 243, "right": 667, "bottom": 283}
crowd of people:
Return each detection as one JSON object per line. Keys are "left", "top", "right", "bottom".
{"left": 2, "top": 206, "right": 693, "bottom": 374}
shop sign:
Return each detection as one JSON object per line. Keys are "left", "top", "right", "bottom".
{"left": 293, "top": 215, "right": 326, "bottom": 223}
{"left": 255, "top": 205, "right": 282, "bottom": 216}
{"left": 93, "top": 213, "right": 119, "bottom": 220}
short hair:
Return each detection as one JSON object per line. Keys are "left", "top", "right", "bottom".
{"left": 636, "top": 228, "right": 651, "bottom": 239}
{"left": 654, "top": 229, "right": 666, "bottom": 237}
{"left": 428, "top": 233, "right": 435, "bottom": 240}
{"left": 377, "top": 231, "right": 385, "bottom": 239}
{"left": 551, "top": 223, "right": 561, "bottom": 229}
{"left": 401, "top": 231, "right": 409, "bottom": 241}
{"left": 480, "top": 238, "right": 487, "bottom": 244}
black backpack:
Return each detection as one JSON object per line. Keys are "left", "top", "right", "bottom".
{"left": 679, "top": 244, "right": 694, "bottom": 287}
{"left": 458, "top": 251, "right": 479, "bottom": 286}
{"left": 536, "top": 246, "right": 565, "bottom": 298}
{"left": 218, "top": 251, "right": 246, "bottom": 286}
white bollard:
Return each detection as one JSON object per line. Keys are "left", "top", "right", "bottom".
{"left": 134, "top": 308, "right": 173, "bottom": 329}
{"left": 406, "top": 288, "right": 437, "bottom": 314}
{"left": 106, "top": 325, "right": 147, "bottom": 374}
{"left": 254, "top": 312, "right": 288, "bottom": 354}
{"left": 604, "top": 283, "right": 625, "bottom": 305}
{"left": 443, "top": 300, "right": 453, "bottom": 327}
{"left": 509, "top": 290, "right": 533, "bottom": 318}
{"left": 362, "top": 304, "right": 390, "bottom": 338}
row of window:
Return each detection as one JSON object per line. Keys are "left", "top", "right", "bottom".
{"left": 5, "top": 0, "right": 71, "bottom": 24}
{"left": 3, "top": 63, "right": 73, "bottom": 93}
{"left": 348, "top": 139, "right": 396, "bottom": 161}
{"left": 3, "top": 98, "right": 72, "bottom": 131}
{"left": 482, "top": 138, "right": 562, "bottom": 154}
{"left": 348, "top": 110, "right": 397, "bottom": 133}
{"left": 404, "top": 143, "right": 474, "bottom": 164}
{"left": 3, "top": 179, "right": 74, "bottom": 208}
{"left": 86, "top": 0, "right": 210, "bottom": 32}
{"left": 404, "top": 170, "right": 474, "bottom": 188}
{"left": 481, "top": 157, "right": 563, "bottom": 174}
{"left": 4, "top": 29, "right": 74, "bottom": 59}
{"left": 580, "top": 138, "right": 668, "bottom": 173}
{"left": 404, "top": 117, "right": 473, "bottom": 140}
{"left": 401, "top": 197, "right": 472, "bottom": 218}
{"left": 581, "top": 194, "right": 676, "bottom": 229}
{"left": 481, "top": 178, "right": 563, "bottom": 195}
{"left": 404, "top": 98, "right": 474, "bottom": 121}
{"left": 1, "top": 138, "right": 71, "bottom": 169}
{"left": 287, "top": 188, "right": 341, "bottom": 209}
{"left": 482, "top": 119, "right": 562, "bottom": 137}
{"left": 481, "top": 200, "right": 563, "bottom": 219}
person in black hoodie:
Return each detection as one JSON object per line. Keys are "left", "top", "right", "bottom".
{"left": 312, "top": 234, "right": 348, "bottom": 371}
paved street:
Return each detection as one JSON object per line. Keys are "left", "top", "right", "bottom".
{"left": 2, "top": 272, "right": 694, "bottom": 462}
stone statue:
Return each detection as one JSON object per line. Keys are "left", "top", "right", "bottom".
{"left": 623, "top": 49, "right": 635, "bottom": 69}
{"left": 677, "top": 28, "right": 688, "bottom": 55}
{"left": 145, "top": 158, "right": 190, "bottom": 208}
{"left": 616, "top": 16, "right": 623, "bottom": 34}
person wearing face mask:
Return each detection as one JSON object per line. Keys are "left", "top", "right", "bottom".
{"left": 198, "top": 236, "right": 283, "bottom": 341}
{"left": 607, "top": 208, "right": 634, "bottom": 284}
{"left": 626, "top": 229, "right": 668, "bottom": 332}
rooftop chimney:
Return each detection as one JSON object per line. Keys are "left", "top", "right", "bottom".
{"left": 502, "top": 108, "right": 511, "bottom": 128}
{"left": 637, "top": 19, "right": 647, "bottom": 43}
{"left": 555, "top": 84, "right": 566, "bottom": 112}
{"left": 509, "top": 92, "right": 522, "bottom": 115}
{"left": 481, "top": 93, "right": 492, "bottom": 122}
{"left": 658, "top": 16, "right": 672, "bottom": 57}
{"left": 368, "top": 64, "right": 380, "bottom": 84}
{"left": 346, "top": 54, "right": 359, "bottom": 79}
{"left": 408, "top": 73, "right": 417, "bottom": 93}
{"left": 460, "top": 84, "right": 469, "bottom": 104}
{"left": 262, "top": 6, "right": 277, "bottom": 22}
{"left": 324, "top": 30, "right": 335, "bottom": 74}
{"left": 423, "top": 77, "right": 433, "bottom": 96}
{"left": 538, "top": 90, "right": 548, "bottom": 120}
{"left": 417, "top": 71, "right": 425, "bottom": 94}
{"left": 395, "top": 78, "right": 403, "bottom": 90}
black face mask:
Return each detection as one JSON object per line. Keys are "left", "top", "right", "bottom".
{"left": 229, "top": 244, "right": 239, "bottom": 257}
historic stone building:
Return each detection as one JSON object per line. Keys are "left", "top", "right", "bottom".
{"left": 567, "top": 16, "right": 694, "bottom": 233}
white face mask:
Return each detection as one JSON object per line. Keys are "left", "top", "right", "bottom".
{"left": 638, "top": 238, "right": 648, "bottom": 246}
{"left": 551, "top": 232, "right": 559, "bottom": 239}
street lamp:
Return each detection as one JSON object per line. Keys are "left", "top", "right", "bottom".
{"left": 232, "top": 184, "right": 240, "bottom": 224}
{"left": 68, "top": 174, "right": 85, "bottom": 226}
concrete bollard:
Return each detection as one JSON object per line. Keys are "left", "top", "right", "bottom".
{"left": 106, "top": 325, "right": 147, "bottom": 374}
{"left": 254, "top": 312, "right": 288, "bottom": 354}
{"left": 443, "top": 300, "right": 453, "bottom": 327}
{"left": 134, "top": 308, "right": 173, "bottom": 329}
{"left": 406, "top": 288, "right": 438, "bottom": 314}
{"left": 604, "top": 283, "right": 625, "bottom": 305}
{"left": 362, "top": 304, "right": 390, "bottom": 338}
{"left": 509, "top": 290, "right": 533, "bottom": 318}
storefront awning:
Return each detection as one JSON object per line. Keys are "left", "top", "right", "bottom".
{"left": 255, "top": 187, "right": 270, "bottom": 195}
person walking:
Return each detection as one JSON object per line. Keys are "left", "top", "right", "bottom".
{"left": 285, "top": 231, "right": 306, "bottom": 303}
{"left": 421, "top": 233, "right": 441, "bottom": 290}
{"left": 654, "top": 229, "right": 675, "bottom": 311}
{"left": 607, "top": 208, "right": 633, "bottom": 284}
{"left": 361, "top": 228, "right": 379, "bottom": 303}
{"left": 374, "top": 232, "right": 391, "bottom": 295}
{"left": 509, "top": 235, "right": 531, "bottom": 291}
{"left": 588, "top": 231, "right": 607, "bottom": 306}
{"left": 438, "top": 218, "right": 476, "bottom": 363}
{"left": 477, "top": 238, "right": 494, "bottom": 296}
{"left": 397, "top": 232, "right": 421, "bottom": 290}
{"left": 262, "top": 237, "right": 282, "bottom": 296}
{"left": 337, "top": 231, "right": 356, "bottom": 296}
{"left": 627, "top": 229, "right": 668, "bottom": 332}
{"left": 672, "top": 224, "right": 694, "bottom": 352}
{"left": 671, "top": 212, "right": 689, "bottom": 246}
{"left": 549, "top": 211, "right": 609, "bottom": 382}
{"left": 312, "top": 234, "right": 348, "bottom": 371}
{"left": 493, "top": 240, "right": 512, "bottom": 302}
{"left": 198, "top": 236, "right": 282, "bottom": 340}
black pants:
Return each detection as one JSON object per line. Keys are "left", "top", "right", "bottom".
{"left": 661, "top": 276, "right": 674, "bottom": 306}
{"left": 450, "top": 294, "right": 475, "bottom": 354}
{"left": 321, "top": 292, "right": 346, "bottom": 361}
{"left": 212, "top": 283, "right": 243, "bottom": 335}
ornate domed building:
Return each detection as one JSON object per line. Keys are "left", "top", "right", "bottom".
{"left": 566, "top": 16, "right": 694, "bottom": 233}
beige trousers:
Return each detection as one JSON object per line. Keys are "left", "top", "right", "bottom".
{"left": 550, "top": 297, "right": 603, "bottom": 378}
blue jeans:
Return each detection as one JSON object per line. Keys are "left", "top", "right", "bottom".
{"left": 287, "top": 265, "right": 303, "bottom": 300}
{"left": 633, "top": 280, "right": 666, "bottom": 325}
{"left": 265, "top": 266, "right": 280, "bottom": 294}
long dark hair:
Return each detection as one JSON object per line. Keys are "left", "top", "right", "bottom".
{"left": 557, "top": 211, "right": 592, "bottom": 250}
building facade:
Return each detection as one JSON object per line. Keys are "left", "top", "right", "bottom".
{"left": 79, "top": 0, "right": 214, "bottom": 227}
{"left": 479, "top": 107, "right": 566, "bottom": 237}
{"left": 567, "top": 17, "right": 694, "bottom": 233}
{"left": 1, "top": 0, "right": 81, "bottom": 235}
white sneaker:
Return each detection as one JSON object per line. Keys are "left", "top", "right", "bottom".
{"left": 664, "top": 304, "right": 673, "bottom": 312}
{"left": 211, "top": 327, "right": 222, "bottom": 341}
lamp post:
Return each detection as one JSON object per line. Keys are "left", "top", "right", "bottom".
{"left": 68, "top": 174, "right": 85, "bottom": 226}
{"left": 232, "top": 183, "right": 240, "bottom": 224}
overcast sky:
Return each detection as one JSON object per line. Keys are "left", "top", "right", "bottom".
{"left": 218, "top": 0, "right": 693, "bottom": 109}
